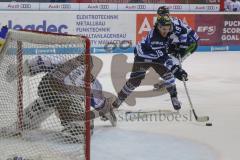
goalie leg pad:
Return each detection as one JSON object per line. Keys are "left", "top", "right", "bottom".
{"left": 56, "top": 95, "right": 85, "bottom": 125}
{"left": 23, "top": 98, "right": 55, "bottom": 130}
{"left": 0, "top": 98, "right": 54, "bottom": 137}
{"left": 58, "top": 120, "right": 94, "bottom": 143}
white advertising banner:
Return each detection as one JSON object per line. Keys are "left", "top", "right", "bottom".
{"left": 0, "top": 2, "right": 39, "bottom": 11}
{"left": 0, "top": 11, "right": 136, "bottom": 51}
{"left": 79, "top": 3, "right": 118, "bottom": 11}
{"left": 153, "top": 4, "right": 189, "bottom": 11}
{"left": 39, "top": 3, "right": 79, "bottom": 11}
{"left": 117, "top": 3, "right": 154, "bottom": 11}
{"left": 189, "top": 4, "right": 220, "bottom": 11}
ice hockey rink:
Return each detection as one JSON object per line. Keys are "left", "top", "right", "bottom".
{"left": 92, "top": 52, "right": 240, "bottom": 160}
{"left": 0, "top": 1, "right": 239, "bottom": 159}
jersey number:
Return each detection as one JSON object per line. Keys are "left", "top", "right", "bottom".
{"left": 175, "top": 26, "right": 182, "bottom": 33}
{"left": 156, "top": 50, "right": 163, "bottom": 56}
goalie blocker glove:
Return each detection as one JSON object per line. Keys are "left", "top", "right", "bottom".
{"left": 171, "top": 65, "right": 188, "bottom": 81}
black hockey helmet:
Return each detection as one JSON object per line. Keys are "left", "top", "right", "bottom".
{"left": 156, "top": 16, "right": 172, "bottom": 27}
{"left": 157, "top": 6, "right": 170, "bottom": 16}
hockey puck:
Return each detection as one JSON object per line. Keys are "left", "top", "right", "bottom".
{"left": 206, "top": 123, "right": 212, "bottom": 126}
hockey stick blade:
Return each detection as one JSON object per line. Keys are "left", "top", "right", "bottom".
{"left": 197, "top": 116, "right": 209, "bottom": 122}
{"left": 192, "top": 109, "right": 209, "bottom": 122}
{"left": 195, "top": 114, "right": 209, "bottom": 122}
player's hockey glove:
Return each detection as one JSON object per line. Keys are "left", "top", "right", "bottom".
{"left": 171, "top": 65, "right": 188, "bottom": 81}
{"left": 169, "top": 43, "right": 188, "bottom": 58}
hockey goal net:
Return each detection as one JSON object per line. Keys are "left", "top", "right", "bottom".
{"left": 0, "top": 30, "right": 91, "bottom": 160}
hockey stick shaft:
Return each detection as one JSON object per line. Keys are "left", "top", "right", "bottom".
{"left": 178, "top": 56, "right": 209, "bottom": 122}
{"left": 182, "top": 79, "right": 209, "bottom": 121}
{"left": 182, "top": 79, "right": 198, "bottom": 119}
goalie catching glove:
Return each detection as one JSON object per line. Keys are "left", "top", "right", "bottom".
{"left": 5, "top": 56, "right": 58, "bottom": 83}
{"left": 171, "top": 65, "right": 188, "bottom": 81}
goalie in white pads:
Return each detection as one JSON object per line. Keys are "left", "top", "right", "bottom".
{"left": 2, "top": 54, "right": 116, "bottom": 143}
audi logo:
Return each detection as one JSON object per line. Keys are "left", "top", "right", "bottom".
{"left": 20, "top": 4, "right": 31, "bottom": 8}
{"left": 99, "top": 5, "right": 109, "bottom": 10}
{"left": 61, "top": 4, "right": 71, "bottom": 9}
{"left": 137, "top": 5, "right": 146, "bottom": 10}
{"left": 206, "top": 6, "right": 216, "bottom": 10}
{"left": 172, "top": 5, "right": 182, "bottom": 10}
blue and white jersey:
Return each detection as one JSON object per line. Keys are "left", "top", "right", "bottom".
{"left": 90, "top": 79, "right": 105, "bottom": 109}
{"left": 171, "top": 16, "right": 199, "bottom": 44}
{"left": 135, "top": 28, "right": 170, "bottom": 61}
{"left": 225, "top": 0, "right": 240, "bottom": 11}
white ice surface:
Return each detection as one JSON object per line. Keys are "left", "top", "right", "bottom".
{"left": 92, "top": 128, "right": 217, "bottom": 160}
{"left": 92, "top": 52, "right": 240, "bottom": 160}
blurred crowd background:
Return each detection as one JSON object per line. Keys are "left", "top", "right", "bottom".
{"left": 225, "top": 0, "right": 240, "bottom": 11}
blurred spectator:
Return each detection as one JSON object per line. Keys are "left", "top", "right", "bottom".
{"left": 70, "top": 0, "right": 200, "bottom": 3}
{"left": 225, "top": 0, "right": 232, "bottom": 10}
{"left": 225, "top": 0, "right": 240, "bottom": 11}
{"left": 50, "top": 0, "right": 68, "bottom": 3}
{"left": 128, "top": 0, "right": 144, "bottom": 3}
{"left": 84, "top": 0, "right": 183, "bottom": 3}
{"left": 50, "top": 0, "right": 68, "bottom": 2}
{"left": 0, "top": 0, "right": 70, "bottom": 2}
{"left": 0, "top": 0, "right": 50, "bottom": 2}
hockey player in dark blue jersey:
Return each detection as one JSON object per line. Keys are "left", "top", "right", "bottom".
{"left": 157, "top": 6, "right": 199, "bottom": 60}
{"left": 112, "top": 16, "right": 188, "bottom": 110}
{"left": 153, "top": 6, "right": 199, "bottom": 90}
